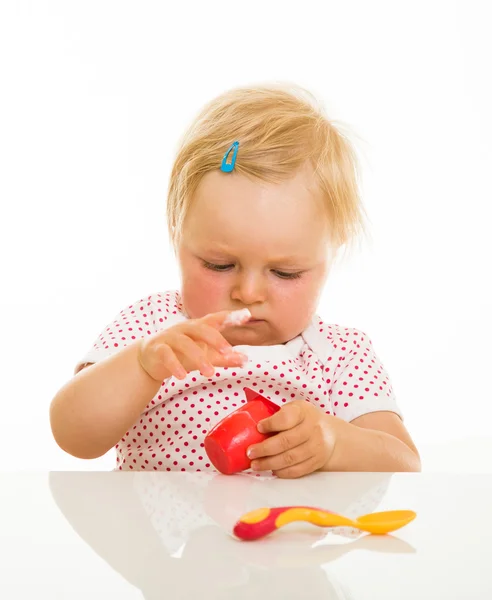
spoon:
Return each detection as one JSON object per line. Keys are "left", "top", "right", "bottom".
{"left": 233, "top": 505, "right": 416, "bottom": 541}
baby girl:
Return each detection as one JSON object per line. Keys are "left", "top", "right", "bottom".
{"left": 50, "top": 84, "right": 420, "bottom": 476}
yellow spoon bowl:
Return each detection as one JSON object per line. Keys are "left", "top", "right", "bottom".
{"left": 233, "top": 506, "right": 417, "bottom": 540}
{"left": 354, "top": 510, "right": 416, "bottom": 535}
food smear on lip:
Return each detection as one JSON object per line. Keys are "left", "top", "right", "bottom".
{"left": 223, "top": 308, "right": 252, "bottom": 326}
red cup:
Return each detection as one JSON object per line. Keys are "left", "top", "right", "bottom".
{"left": 204, "top": 387, "right": 281, "bottom": 475}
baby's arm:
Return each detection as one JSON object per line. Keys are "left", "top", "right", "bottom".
{"left": 50, "top": 340, "right": 165, "bottom": 459}
{"left": 325, "top": 411, "right": 421, "bottom": 472}
{"left": 249, "top": 402, "right": 420, "bottom": 477}
{"left": 49, "top": 309, "right": 248, "bottom": 460}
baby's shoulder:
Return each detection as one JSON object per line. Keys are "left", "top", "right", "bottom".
{"left": 118, "top": 289, "right": 187, "bottom": 327}
{"left": 302, "top": 314, "right": 371, "bottom": 365}
{"left": 143, "top": 289, "right": 185, "bottom": 317}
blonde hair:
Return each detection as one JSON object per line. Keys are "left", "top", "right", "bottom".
{"left": 167, "top": 83, "right": 371, "bottom": 262}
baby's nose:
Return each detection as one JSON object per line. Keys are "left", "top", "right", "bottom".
{"left": 231, "top": 273, "right": 267, "bottom": 304}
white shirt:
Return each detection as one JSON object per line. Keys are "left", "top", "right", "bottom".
{"left": 76, "top": 290, "right": 402, "bottom": 471}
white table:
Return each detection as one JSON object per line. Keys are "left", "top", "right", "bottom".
{"left": 0, "top": 471, "right": 490, "bottom": 599}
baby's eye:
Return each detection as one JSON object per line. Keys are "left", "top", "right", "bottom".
{"left": 203, "top": 262, "right": 303, "bottom": 280}
{"left": 203, "top": 262, "right": 233, "bottom": 272}
{"left": 274, "top": 270, "right": 303, "bottom": 280}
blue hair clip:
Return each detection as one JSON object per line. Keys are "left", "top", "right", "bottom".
{"left": 220, "top": 141, "right": 239, "bottom": 173}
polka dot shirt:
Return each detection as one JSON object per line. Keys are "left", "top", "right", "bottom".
{"left": 76, "top": 290, "right": 403, "bottom": 472}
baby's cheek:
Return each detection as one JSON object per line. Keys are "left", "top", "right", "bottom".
{"left": 273, "top": 280, "right": 319, "bottom": 330}
{"left": 183, "top": 271, "right": 228, "bottom": 318}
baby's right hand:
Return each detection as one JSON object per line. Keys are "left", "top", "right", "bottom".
{"left": 137, "top": 309, "right": 252, "bottom": 381}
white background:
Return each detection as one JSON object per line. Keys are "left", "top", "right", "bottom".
{"left": 1, "top": 1, "right": 490, "bottom": 472}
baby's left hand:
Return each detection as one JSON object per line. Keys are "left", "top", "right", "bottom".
{"left": 247, "top": 400, "right": 338, "bottom": 478}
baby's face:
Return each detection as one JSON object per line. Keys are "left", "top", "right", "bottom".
{"left": 177, "top": 164, "right": 331, "bottom": 346}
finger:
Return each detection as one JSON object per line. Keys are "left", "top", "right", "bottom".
{"left": 273, "top": 455, "right": 323, "bottom": 479}
{"left": 201, "top": 308, "right": 252, "bottom": 331}
{"left": 153, "top": 344, "right": 188, "bottom": 380}
{"left": 205, "top": 346, "right": 249, "bottom": 369}
{"left": 183, "top": 321, "right": 236, "bottom": 356}
{"left": 247, "top": 422, "right": 309, "bottom": 459}
{"left": 170, "top": 334, "right": 216, "bottom": 377}
{"left": 257, "top": 401, "right": 306, "bottom": 434}
{"left": 250, "top": 439, "right": 313, "bottom": 472}
{"left": 220, "top": 308, "right": 252, "bottom": 328}
{"left": 139, "top": 339, "right": 188, "bottom": 382}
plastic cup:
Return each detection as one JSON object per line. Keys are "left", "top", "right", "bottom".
{"left": 204, "top": 387, "right": 281, "bottom": 475}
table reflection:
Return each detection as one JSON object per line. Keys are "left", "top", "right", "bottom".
{"left": 49, "top": 472, "right": 415, "bottom": 599}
